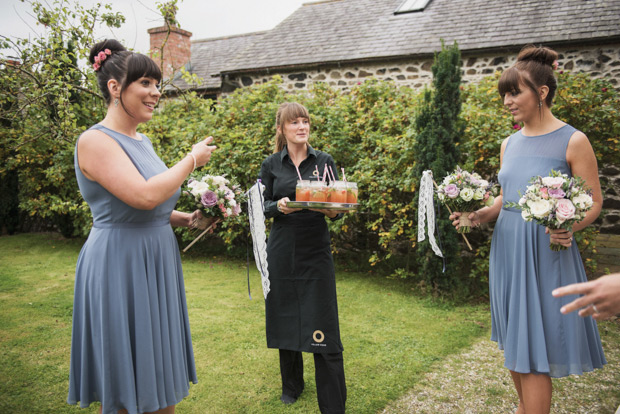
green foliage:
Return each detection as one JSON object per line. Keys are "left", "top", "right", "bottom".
{"left": 311, "top": 80, "right": 421, "bottom": 266}
{"left": 411, "top": 41, "right": 464, "bottom": 291}
{"left": 3, "top": 0, "right": 617, "bottom": 294}
{"left": 143, "top": 77, "right": 423, "bottom": 257}
{"left": 0, "top": 0, "right": 124, "bottom": 236}
{"left": 553, "top": 71, "right": 620, "bottom": 167}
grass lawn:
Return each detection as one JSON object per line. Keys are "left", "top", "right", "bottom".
{"left": 0, "top": 233, "right": 493, "bottom": 413}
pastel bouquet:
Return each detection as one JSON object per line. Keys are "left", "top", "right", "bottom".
{"left": 183, "top": 174, "right": 245, "bottom": 251}
{"left": 187, "top": 174, "right": 244, "bottom": 220}
{"left": 505, "top": 169, "right": 593, "bottom": 251}
{"left": 436, "top": 167, "right": 498, "bottom": 233}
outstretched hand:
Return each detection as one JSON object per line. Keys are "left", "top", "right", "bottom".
{"left": 552, "top": 273, "right": 620, "bottom": 320}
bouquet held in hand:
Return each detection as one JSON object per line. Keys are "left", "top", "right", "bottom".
{"left": 505, "top": 169, "right": 593, "bottom": 251}
{"left": 436, "top": 167, "right": 498, "bottom": 233}
{"left": 187, "top": 174, "right": 243, "bottom": 220}
{"left": 182, "top": 174, "right": 245, "bottom": 252}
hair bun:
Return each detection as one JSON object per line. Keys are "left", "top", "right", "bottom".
{"left": 517, "top": 45, "right": 558, "bottom": 67}
{"left": 88, "top": 39, "right": 127, "bottom": 65}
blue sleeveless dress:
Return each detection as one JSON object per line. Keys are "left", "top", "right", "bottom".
{"left": 490, "top": 124, "right": 606, "bottom": 378}
{"left": 67, "top": 124, "right": 197, "bottom": 413}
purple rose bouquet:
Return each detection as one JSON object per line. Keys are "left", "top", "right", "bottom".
{"left": 505, "top": 169, "right": 593, "bottom": 251}
{"left": 186, "top": 174, "right": 244, "bottom": 220}
{"left": 436, "top": 166, "right": 498, "bottom": 233}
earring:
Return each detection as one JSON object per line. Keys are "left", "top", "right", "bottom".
{"left": 114, "top": 98, "right": 119, "bottom": 108}
{"left": 539, "top": 100, "right": 542, "bottom": 108}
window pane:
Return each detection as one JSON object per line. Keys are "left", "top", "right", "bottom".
{"left": 395, "top": 0, "right": 431, "bottom": 13}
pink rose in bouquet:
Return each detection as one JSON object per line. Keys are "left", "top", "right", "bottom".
{"left": 555, "top": 199, "right": 576, "bottom": 223}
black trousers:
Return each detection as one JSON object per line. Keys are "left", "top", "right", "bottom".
{"left": 279, "top": 349, "right": 347, "bottom": 414}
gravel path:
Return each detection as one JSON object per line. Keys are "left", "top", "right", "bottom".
{"left": 382, "top": 319, "right": 620, "bottom": 414}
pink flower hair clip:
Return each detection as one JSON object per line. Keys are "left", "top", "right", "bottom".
{"left": 93, "top": 49, "right": 112, "bottom": 72}
{"left": 552, "top": 60, "right": 559, "bottom": 71}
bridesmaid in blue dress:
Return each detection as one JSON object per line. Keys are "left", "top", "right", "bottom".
{"left": 451, "top": 45, "right": 606, "bottom": 413}
{"left": 67, "top": 39, "right": 217, "bottom": 414}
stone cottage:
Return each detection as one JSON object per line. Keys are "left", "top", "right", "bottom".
{"left": 148, "top": 0, "right": 620, "bottom": 245}
{"left": 151, "top": 0, "right": 620, "bottom": 95}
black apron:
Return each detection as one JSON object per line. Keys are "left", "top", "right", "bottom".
{"left": 265, "top": 213, "right": 343, "bottom": 353}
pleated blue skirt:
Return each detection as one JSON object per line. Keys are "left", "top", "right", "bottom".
{"left": 489, "top": 208, "right": 606, "bottom": 378}
{"left": 67, "top": 223, "right": 197, "bottom": 413}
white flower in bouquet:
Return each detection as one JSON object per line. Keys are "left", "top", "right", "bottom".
{"left": 460, "top": 187, "right": 474, "bottom": 202}
{"left": 526, "top": 184, "right": 538, "bottom": 194}
{"left": 188, "top": 180, "right": 209, "bottom": 197}
{"left": 473, "top": 188, "right": 485, "bottom": 200}
{"left": 521, "top": 209, "right": 532, "bottom": 221}
{"left": 541, "top": 176, "right": 565, "bottom": 188}
{"left": 207, "top": 175, "right": 229, "bottom": 186}
{"left": 527, "top": 199, "right": 553, "bottom": 219}
{"left": 572, "top": 193, "right": 593, "bottom": 209}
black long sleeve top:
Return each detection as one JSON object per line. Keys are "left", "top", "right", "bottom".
{"left": 258, "top": 145, "right": 343, "bottom": 222}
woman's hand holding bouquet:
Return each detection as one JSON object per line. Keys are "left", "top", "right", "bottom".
{"left": 437, "top": 167, "right": 498, "bottom": 234}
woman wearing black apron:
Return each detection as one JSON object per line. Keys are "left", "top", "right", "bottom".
{"left": 259, "top": 102, "right": 347, "bottom": 413}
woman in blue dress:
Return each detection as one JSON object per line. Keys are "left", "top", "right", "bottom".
{"left": 67, "top": 39, "right": 217, "bottom": 414}
{"left": 451, "top": 45, "right": 606, "bottom": 413}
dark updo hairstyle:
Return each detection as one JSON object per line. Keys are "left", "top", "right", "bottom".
{"left": 498, "top": 45, "right": 558, "bottom": 108}
{"left": 89, "top": 39, "right": 162, "bottom": 109}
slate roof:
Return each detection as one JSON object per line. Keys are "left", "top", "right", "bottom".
{"left": 172, "top": 31, "right": 267, "bottom": 90}
{"left": 185, "top": 0, "right": 620, "bottom": 88}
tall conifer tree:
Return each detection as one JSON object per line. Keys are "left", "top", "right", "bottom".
{"left": 413, "top": 41, "right": 463, "bottom": 291}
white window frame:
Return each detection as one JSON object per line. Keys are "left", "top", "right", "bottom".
{"left": 394, "top": 0, "right": 432, "bottom": 14}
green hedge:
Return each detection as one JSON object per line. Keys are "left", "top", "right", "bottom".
{"left": 3, "top": 72, "right": 618, "bottom": 295}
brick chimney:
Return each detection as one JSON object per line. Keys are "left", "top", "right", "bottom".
{"left": 148, "top": 25, "right": 192, "bottom": 80}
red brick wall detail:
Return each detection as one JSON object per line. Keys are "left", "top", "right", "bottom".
{"left": 148, "top": 26, "right": 192, "bottom": 79}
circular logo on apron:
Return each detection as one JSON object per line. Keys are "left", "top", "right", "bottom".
{"left": 313, "top": 330, "right": 325, "bottom": 343}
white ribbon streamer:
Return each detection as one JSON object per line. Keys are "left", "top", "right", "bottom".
{"left": 247, "top": 181, "right": 270, "bottom": 299}
{"left": 418, "top": 170, "right": 443, "bottom": 257}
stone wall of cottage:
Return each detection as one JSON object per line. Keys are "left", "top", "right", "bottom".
{"left": 228, "top": 44, "right": 620, "bottom": 91}
{"left": 226, "top": 43, "right": 620, "bottom": 234}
